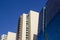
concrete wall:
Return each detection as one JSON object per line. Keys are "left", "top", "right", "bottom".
{"left": 7, "top": 32, "right": 16, "bottom": 40}
{"left": 29, "top": 10, "right": 39, "bottom": 40}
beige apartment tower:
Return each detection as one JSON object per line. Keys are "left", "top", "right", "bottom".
{"left": 16, "top": 10, "right": 39, "bottom": 40}
{"left": 1, "top": 32, "right": 16, "bottom": 40}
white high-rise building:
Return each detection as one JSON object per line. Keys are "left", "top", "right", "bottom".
{"left": 17, "top": 10, "right": 39, "bottom": 40}
{"left": 1, "top": 34, "right": 7, "bottom": 40}
{"left": 1, "top": 32, "right": 16, "bottom": 40}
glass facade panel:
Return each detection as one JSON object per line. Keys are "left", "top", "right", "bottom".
{"left": 45, "top": 10, "right": 60, "bottom": 40}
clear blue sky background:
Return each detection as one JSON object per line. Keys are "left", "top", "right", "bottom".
{"left": 0, "top": 0, "right": 47, "bottom": 35}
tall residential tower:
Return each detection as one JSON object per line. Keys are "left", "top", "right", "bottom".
{"left": 16, "top": 10, "right": 39, "bottom": 40}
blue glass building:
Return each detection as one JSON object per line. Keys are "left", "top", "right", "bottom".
{"left": 45, "top": 0, "right": 60, "bottom": 40}
{"left": 38, "top": 0, "right": 60, "bottom": 40}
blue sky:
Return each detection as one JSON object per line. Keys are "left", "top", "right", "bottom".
{"left": 0, "top": 0, "right": 47, "bottom": 35}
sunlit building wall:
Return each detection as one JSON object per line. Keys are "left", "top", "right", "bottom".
{"left": 16, "top": 10, "right": 39, "bottom": 40}
{"left": 1, "top": 32, "right": 16, "bottom": 40}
